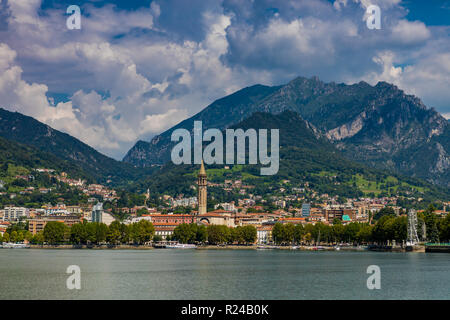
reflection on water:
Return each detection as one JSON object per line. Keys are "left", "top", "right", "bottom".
{"left": 0, "top": 249, "right": 449, "bottom": 300}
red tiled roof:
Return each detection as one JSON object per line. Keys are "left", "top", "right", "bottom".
{"left": 198, "top": 213, "right": 226, "bottom": 217}
{"left": 151, "top": 214, "right": 193, "bottom": 218}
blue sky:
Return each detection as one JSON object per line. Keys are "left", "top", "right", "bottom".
{"left": 0, "top": 0, "right": 449, "bottom": 159}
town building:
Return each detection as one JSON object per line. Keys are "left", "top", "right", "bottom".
{"left": 91, "top": 203, "right": 115, "bottom": 226}
{"left": 257, "top": 225, "right": 273, "bottom": 244}
{"left": 278, "top": 217, "right": 306, "bottom": 225}
{"left": 66, "top": 206, "right": 83, "bottom": 215}
{"left": 91, "top": 203, "right": 103, "bottom": 222}
{"left": 45, "top": 204, "right": 68, "bottom": 215}
{"left": 28, "top": 216, "right": 82, "bottom": 235}
{"left": 2, "top": 206, "right": 28, "bottom": 221}
{"left": 214, "top": 202, "right": 237, "bottom": 212}
{"left": 0, "top": 221, "right": 10, "bottom": 235}
{"left": 153, "top": 223, "right": 177, "bottom": 239}
{"left": 323, "top": 209, "right": 356, "bottom": 223}
{"left": 172, "top": 197, "right": 198, "bottom": 207}
{"left": 150, "top": 214, "right": 195, "bottom": 225}
{"left": 301, "top": 203, "right": 311, "bottom": 217}
{"left": 197, "top": 213, "right": 235, "bottom": 228}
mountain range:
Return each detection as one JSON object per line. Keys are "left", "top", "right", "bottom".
{"left": 0, "top": 135, "right": 91, "bottom": 181}
{"left": 123, "top": 76, "right": 450, "bottom": 187}
{"left": 0, "top": 108, "right": 155, "bottom": 185}
{"left": 0, "top": 75, "right": 448, "bottom": 195}
{"left": 132, "top": 110, "right": 448, "bottom": 201}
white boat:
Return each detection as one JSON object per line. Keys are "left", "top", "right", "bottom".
{"left": 2, "top": 242, "right": 30, "bottom": 249}
{"left": 257, "top": 245, "right": 278, "bottom": 250}
{"left": 165, "top": 243, "right": 197, "bottom": 249}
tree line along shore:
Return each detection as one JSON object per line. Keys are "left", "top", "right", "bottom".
{"left": 2, "top": 206, "right": 449, "bottom": 247}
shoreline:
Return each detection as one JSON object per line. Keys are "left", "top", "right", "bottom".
{"left": 1, "top": 244, "right": 427, "bottom": 252}
{"left": 27, "top": 244, "right": 155, "bottom": 250}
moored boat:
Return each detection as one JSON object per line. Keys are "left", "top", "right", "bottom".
{"left": 257, "top": 245, "right": 278, "bottom": 250}
{"left": 165, "top": 243, "right": 197, "bottom": 249}
{"left": 2, "top": 242, "right": 30, "bottom": 249}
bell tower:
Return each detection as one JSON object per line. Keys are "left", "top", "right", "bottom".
{"left": 197, "top": 160, "right": 207, "bottom": 215}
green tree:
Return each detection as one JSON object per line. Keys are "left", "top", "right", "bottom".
{"left": 344, "top": 222, "right": 360, "bottom": 243}
{"left": 24, "top": 231, "right": 33, "bottom": 243}
{"left": 390, "top": 216, "right": 407, "bottom": 242}
{"left": 136, "top": 207, "right": 149, "bottom": 217}
{"left": 374, "top": 207, "right": 396, "bottom": 221}
{"left": 196, "top": 225, "right": 207, "bottom": 243}
{"left": 206, "top": 225, "right": 230, "bottom": 245}
{"left": 119, "top": 222, "right": 130, "bottom": 243}
{"left": 303, "top": 224, "right": 314, "bottom": 244}
{"left": 173, "top": 223, "right": 197, "bottom": 243}
{"left": 16, "top": 231, "right": 25, "bottom": 243}
{"left": 2, "top": 232, "right": 9, "bottom": 243}
{"left": 294, "top": 224, "right": 304, "bottom": 244}
{"left": 93, "top": 222, "right": 108, "bottom": 244}
{"left": 439, "top": 214, "right": 450, "bottom": 242}
{"left": 272, "top": 223, "right": 284, "bottom": 245}
{"left": 241, "top": 225, "right": 257, "bottom": 244}
{"left": 31, "top": 231, "right": 44, "bottom": 244}
{"left": 284, "top": 223, "right": 295, "bottom": 244}
{"left": 129, "top": 220, "right": 154, "bottom": 244}
{"left": 85, "top": 222, "right": 97, "bottom": 244}
{"left": 43, "top": 221, "right": 67, "bottom": 244}
{"left": 424, "top": 212, "right": 440, "bottom": 243}
{"left": 372, "top": 215, "right": 392, "bottom": 244}
{"left": 332, "top": 224, "right": 345, "bottom": 243}
{"left": 231, "top": 226, "right": 246, "bottom": 244}
{"left": 10, "top": 230, "right": 18, "bottom": 242}
{"left": 356, "top": 224, "right": 372, "bottom": 243}
{"left": 107, "top": 221, "right": 122, "bottom": 244}
{"left": 312, "top": 222, "right": 330, "bottom": 244}
{"left": 70, "top": 223, "right": 87, "bottom": 244}
{"left": 36, "top": 231, "right": 45, "bottom": 244}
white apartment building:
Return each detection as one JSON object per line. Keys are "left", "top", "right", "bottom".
{"left": 214, "top": 202, "right": 237, "bottom": 212}
{"left": 2, "top": 206, "right": 28, "bottom": 221}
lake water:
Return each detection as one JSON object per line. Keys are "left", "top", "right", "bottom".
{"left": 0, "top": 249, "right": 449, "bottom": 300}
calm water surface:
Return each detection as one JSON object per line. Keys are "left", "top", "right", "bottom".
{"left": 0, "top": 249, "right": 449, "bottom": 299}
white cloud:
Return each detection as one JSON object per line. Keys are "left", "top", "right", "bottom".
{"left": 391, "top": 20, "right": 431, "bottom": 44}
{"left": 0, "top": 3, "right": 246, "bottom": 159}
{"left": 365, "top": 51, "right": 403, "bottom": 83}
{"left": 359, "top": 50, "right": 450, "bottom": 117}
{"left": 0, "top": 0, "right": 448, "bottom": 160}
